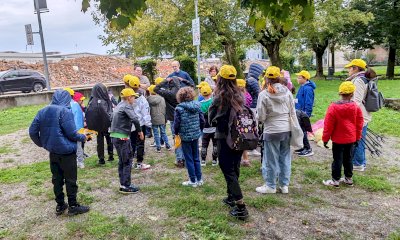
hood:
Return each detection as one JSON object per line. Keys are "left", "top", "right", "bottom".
{"left": 179, "top": 101, "right": 200, "bottom": 113}
{"left": 52, "top": 90, "right": 71, "bottom": 107}
{"left": 248, "top": 63, "right": 265, "bottom": 80}
{"left": 304, "top": 80, "right": 316, "bottom": 89}
{"left": 266, "top": 83, "right": 290, "bottom": 104}
{"left": 147, "top": 95, "right": 162, "bottom": 106}
{"left": 91, "top": 83, "right": 109, "bottom": 100}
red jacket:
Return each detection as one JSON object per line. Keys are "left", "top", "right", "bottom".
{"left": 322, "top": 100, "right": 364, "bottom": 144}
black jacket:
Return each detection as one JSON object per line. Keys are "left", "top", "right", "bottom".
{"left": 208, "top": 97, "right": 231, "bottom": 139}
{"left": 86, "top": 83, "right": 113, "bottom": 132}
{"left": 110, "top": 101, "right": 141, "bottom": 135}
{"left": 246, "top": 63, "right": 264, "bottom": 108}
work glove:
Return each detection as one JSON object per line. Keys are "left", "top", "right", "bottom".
{"left": 323, "top": 142, "right": 329, "bottom": 149}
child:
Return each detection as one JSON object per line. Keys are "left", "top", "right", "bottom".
{"left": 174, "top": 87, "right": 205, "bottom": 187}
{"left": 322, "top": 82, "right": 364, "bottom": 188}
{"left": 128, "top": 76, "right": 152, "bottom": 170}
{"left": 199, "top": 85, "right": 218, "bottom": 166}
{"left": 295, "top": 70, "right": 316, "bottom": 156}
{"left": 196, "top": 81, "right": 211, "bottom": 102}
{"left": 147, "top": 85, "right": 171, "bottom": 152}
{"left": 73, "top": 91, "right": 89, "bottom": 160}
{"left": 110, "top": 88, "right": 143, "bottom": 193}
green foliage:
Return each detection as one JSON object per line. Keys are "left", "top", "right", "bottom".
{"left": 281, "top": 51, "right": 300, "bottom": 72}
{"left": 343, "top": 51, "right": 363, "bottom": 62}
{"left": 176, "top": 55, "right": 197, "bottom": 81}
{"left": 354, "top": 175, "right": 394, "bottom": 192}
{"left": 0, "top": 104, "right": 45, "bottom": 136}
{"left": 388, "top": 229, "right": 400, "bottom": 240}
{"left": 298, "top": 50, "right": 314, "bottom": 70}
{"left": 136, "top": 59, "right": 157, "bottom": 83}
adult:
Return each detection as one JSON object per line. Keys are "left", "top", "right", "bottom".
{"left": 345, "top": 59, "right": 371, "bottom": 172}
{"left": 154, "top": 76, "right": 193, "bottom": 167}
{"left": 86, "top": 83, "right": 114, "bottom": 164}
{"left": 133, "top": 65, "right": 151, "bottom": 90}
{"left": 208, "top": 65, "right": 249, "bottom": 220}
{"left": 204, "top": 65, "right": 218, "bottom": 90}
{"left": 29, "top": 90, "right": 90, "bottom": 216}
{"left": 167, "top": 60, "right": 195, "bottom": 85}
{"left": 245, "top": 63, "right": 264, "bottom": 157}
{"left": 256, "top": 66, "right": 298, "bottom": 194}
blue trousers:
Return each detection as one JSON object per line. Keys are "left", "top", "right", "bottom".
{"left": 181, "top": 140, "right": 202, "bottom": 182}
{"left": 352, "top": 125, "right": 368, "bottom": 167}
{"left": 170, "top": 123, "right": 184, "bottom": 161}
{"left": 152, "top": 125, "right": 170, "bottom": 149}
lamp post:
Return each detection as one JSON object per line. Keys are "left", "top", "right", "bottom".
{"left": 194, "top": 0, "right": 201, "bottom": 84}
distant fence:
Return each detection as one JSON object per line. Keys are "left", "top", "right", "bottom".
{"left": 0, "top": 83, "right": 125, "bottom": 110}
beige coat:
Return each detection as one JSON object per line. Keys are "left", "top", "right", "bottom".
{"left": 349, "top": 73, "right": 372, "bottom": 126}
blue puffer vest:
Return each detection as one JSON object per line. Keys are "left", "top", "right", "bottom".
{"left": 176, "top": 101, "right": 202, "bottom": 141}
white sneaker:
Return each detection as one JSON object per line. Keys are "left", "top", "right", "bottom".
{"left": 150, "top": 142, "right": 156, "bottom": 147}
{"left": 201, "top": 160, "right": 206, "bottom": 166}
{"left": 197, "top": 179, "right": 204, "bottom": 186}
{"left": 279, "top": 186, "right": 289, "bottom": 194}
{"left": 136, "top": 163, "right": 151, "bottom": 170}
{"left": 77, "top": 162, "right": 85, "bottom": 169}
{"left": 248, "top": 149, "right": 261, "bottom": 157}
{"left": 182, "top": 181, "right": 197, "bottom": 187}
{"left": 256, "top": 184, "right": 276, "bottom": 194}
{"left": 353, "top": 165, "right": 365, "bottom": 172}
{"left": 322, "top": 179, "right": 339, "bottom": 188}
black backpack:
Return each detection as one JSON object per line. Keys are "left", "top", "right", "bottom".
{"left": 226, "top": 106, "right": 259, "bottom": 151}
{"left": 85, "top": 97, "right": 112, "bottom": 132}
{"left": 361, "top": 77, "right": 384, "bottom": 112}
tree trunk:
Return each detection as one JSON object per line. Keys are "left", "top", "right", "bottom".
{"left": 223, "top": 40, "right": 243, "bottom": 78}
{"left": 386, "top": 45, "right": 396, "bottom": 79}
{"left": 330, "top": 44, "right": 335, "bottom": 74}
{"left": 264, "top": 40, "right": 282, "bottom": 68}
{"left": 312, "top": 39, "right": 329, "bottom": 78}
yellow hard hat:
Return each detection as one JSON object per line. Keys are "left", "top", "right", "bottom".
{"left": 128, "top": 76, "right": 141, "bottom": 88}
{"left": 236, "top": 79, "right": 246, "bottom": 88}
{"left": 218, "top": 65, "right": 237, "bottom": 80}
{"left": 200, "top": 85, "right": 212, "bottom": 96}
{"left": 339, "top": 81, "right": 356, "bottom": 94}
{"left": 196, "top": 81, "right": 210, "bottom": 89}
{"left": 120, "top": 88, "right": 139, "bottom": 98}
{"left": 155, "top": 77, "right": 164, "bottom": 85}
{"left": 64, "top": 87, "right": 75, "bottom": 96}
{"left": 148, "top": 84, "right": 156, "bottom": 94}
{"left": 295, "top": 70, "right": 311, "bottom": 80}
{"left": 345, "top": 59, "right": 367, "bottom": 69}
{"left": 123, "top": 74, "right": 135, "bottom": 84}
{"left": 265, "top": 66, "right": 281, "bottom": 79}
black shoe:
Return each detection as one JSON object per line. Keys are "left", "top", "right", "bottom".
{"left": 119, "top": 185, "right": 140, "bottom": 194}
{"left": 222, "top": 197, "right": 235, "bottom": 208}
{"left": 108, "top": 156, "right": 114, "bottom": 161}
{"left": 68, "top": 204, "right": 90, "bottom": 216}
{"left": 98, "top": 159, "right": 105, "bottom": 165}
{"left": 294, "top": 148, "right": 304, "bottom": 154}
{"left": 229, "top": 204, "right": 249, "bottom": 221}
{"left": 56, "top": 203, "right": 68, "bottom": 216}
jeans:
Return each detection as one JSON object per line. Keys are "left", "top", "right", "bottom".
{"left": 181, "top": 140, "right": 202, "bottom": 182}
{"left": 76, "top": 141, "right": 84, "bottom": 164}
{"left": 170, "top": 123, "right": 184, "bottom": 161}
{"left": 49, "top": 152, "right": 78, "bottom": 206}
{"left": 353, "top": 125, "right": 368, "bottom": 167}
{"left": 112, "top": 138, "right": 133, "bottom": 187}
{"left": 332, "top": 142, "right": 354, "bottom": 181}
{"left": 218, "top": 139, "right": 244, "bottom": 201}
{"left": 262, "top": 138, "right": 291, "bottom": 189}
{"left": 201, "top": 132, "right": 217, "bottom": 161}
{"left": 153, "top": 125, "right": 170, "bottom": 149}
{"left": 97, "top": 131, "right": 113, "bottom": 160}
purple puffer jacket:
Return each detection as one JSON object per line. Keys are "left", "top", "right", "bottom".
{"left": 244, "top": 92, "right": 252, "bottom": 108}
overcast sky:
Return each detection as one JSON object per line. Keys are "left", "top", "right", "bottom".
{"left": 0, "top": 0, "right": 114, "bottom": 54}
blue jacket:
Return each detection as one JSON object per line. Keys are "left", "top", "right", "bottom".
{"left": 295, "top": 80, "right": 316, "bottom": 117}
{"left": 174, "top": 101, "right": 205, "bottom": 142}
{"left": 29, "top": 90, "right": 86, "bottom": 155}
{"left": 246, "top": 63, "right": 264, "bottom": 108}
{"left": 167, "top": 70, "right": 194, "bottom": 85}
{"left": 70, "top": 100, "right": 84, "bottom": 130}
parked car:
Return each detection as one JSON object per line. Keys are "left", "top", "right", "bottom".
{"left": 0, "top": 69, "right": 46, "bottom": 94}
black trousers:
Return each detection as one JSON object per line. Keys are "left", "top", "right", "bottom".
{"left": 332, "top": 142, "right": 355, "bottom": 181}
{"left": 113, "top": 138, "right": 133, "bottom": 187}
{"left": 302, "top": 127, "right": 311, "bottom": 150}
{"left": 49, "top": 152, "right": 78, "bottom": 206}
{"left": 201, "top": 132, "right": 218, "bottom": 161}
{"left": 97, "top": 131, "right": 113, "bottom": 160}
{"left": 130, "top": 126, "right": 146, "bottom": 163}
{"left": 217, "top": 139, "right": 243, "bottom": 201}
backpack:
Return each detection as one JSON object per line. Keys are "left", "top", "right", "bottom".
{"left": 85, "top": 97, "right": 112, "bottom": 132}
{"left": 226, "top": 106, "right": 259, "bottom": 151}
{"left": 361, "top": 77, "right": 384, "bottom": 112}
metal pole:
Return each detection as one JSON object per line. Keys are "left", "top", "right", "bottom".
{"left": 35, "top": 0, "right": 51, "bottom": 90}
{"left": 194, "top": 0, "right": 201, "bottom": 84}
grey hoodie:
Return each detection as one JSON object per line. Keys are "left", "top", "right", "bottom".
{"left": 147, "top": 94, "right": 166, "bottom": 126}
{"left": 256, "top": 83, "right": 296, "bottom": 134}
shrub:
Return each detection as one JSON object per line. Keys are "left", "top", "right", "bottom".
{"left": 299, "top": 51, "right": 314, "bottom": 70}
{"left": 136, "top": 59, "right": 157, "bottom": 83}
{"left": 175, "top": 55, "right": 197, "bottom": 81}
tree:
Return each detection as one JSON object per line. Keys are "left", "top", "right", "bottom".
{"left": 94, "top": 0, "right": 252, "bottom": 77}
{"left": 344, "top": 0, "right": 400, "bottom": 78}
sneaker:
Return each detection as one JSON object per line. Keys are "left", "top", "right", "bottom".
{"left": 201, "top": 160, "right": 206, "bottom": 166}
{"left": 136, "top": 163, "right": 151, "bottom": 170}
{"left": 222, "top": 197, "right": 236, "bottom": 208}
{"left": 279, "top": 186, "right": 289, "bottom": 194}
{"left": 119, "top": 185, "right": 140, "bottom": 194}
{"left": 229, "top": 205, "right": 249, "bottom": 221}
{"left": 77, "top": 162, "right": 85, "bottom": 169}
{"left": 175, "top": 160, "right": 185, "bottom": 168}
{"left": 197, "top": 179, "right": 204, "bottom": 186}
{"left": 241, "top": 160, "right": 251, "bottom": 167}
{"left": 298, "top": 149, "right": 314, "bottom": 157}
{"left": 98, "top": 159, "right": 105, "bottom": 165}
{"left": 248, "top": 149, "right": 261, "bottom": 157}
{"left": 68, "top": 204, "right": 90, "bottom": 216}
{"left": 156, "top": 148, "right": 161, "bottom": 153}
{"left": 150, "top": 142, "right": 156, "bottom": 147}
{"left": 182, "top": 180, "right": 197, "bottom": 187}
{"left": 339, "top": 177, "right": 354, "bottom": 186}
{"left": 56, "top": 203, "right": 68, "bottom": 216}
{"left": 108, "top": 156, "right": 114, "bottom": 162}
{"left": 161, "top": 143, "right": 165, "bottom": 148}
{"left": 353, "top": 165, "right": 365, "bottom": 172}
{"left": 322, "top": 179, "right": 340, "bottom": 188}
{"left": 212, "top": 160, "right": 218, "bottom": 166}
{"left": 166, "top": 146, "right": 172, "bottom": 151}
{"left": 83, "top": 153, "right": 89, "bottom": 158}
{"left": 256, "top": 184, "right": 276, "bottom": 194}
{"left": 294, "top": 148, "right": 304, "bottom": 154}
